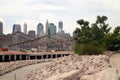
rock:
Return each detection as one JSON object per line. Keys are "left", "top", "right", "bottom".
{"left": 46, "top": 70, "right": 80, "bottom": 80}
{"left": 22, "top": 54, "right": 117, "bottom": 80}
{"left": 81, "top": 68, "right": 119, "bottom": 80}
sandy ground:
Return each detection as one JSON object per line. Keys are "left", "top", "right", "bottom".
{"left": 0, "top": 62, "right": 50, "bottom": 80}
{"left": 109, "top": 53, "right": 120, "bottom": 77}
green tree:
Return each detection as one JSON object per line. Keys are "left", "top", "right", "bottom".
{"left": 73, "top": 28, "right": 81, "bottom": 43}
{"left": 105, "top": 33, "right": 120, "bottom": 51}
{"left": 74, "top": 16, "right": 110, "bottom": 55}
{"left": 102, "top": 26, "right": 120, "bottom": 51}
{"left": 76, "top": 19, "right": 91, "bottom": 43}
{"left": 77, "top": 19, "right": 84, "bottom": 26}
{"left": 96, "top": 15, "right": 111, "bottom": 36}
{"left": 96, "top": 15, "right": 108, "bottom": 25}
{"left": 73, "top": 15, "right": 120, "bottom": 55}
{"left": 114, "top": 26, "right": 120, "bottom": 37}
{"left": 91, "top": 23, "right": 103, "bottom": 41}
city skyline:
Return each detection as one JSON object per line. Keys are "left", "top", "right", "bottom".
{"left": 0, "top": 18, "right": 68, "bottom": 35}
{"left": 0, "top": 0, "right": 120, "bottom": 35}
{"left": 0, "top": 20, "right": 65, "bottom": 35}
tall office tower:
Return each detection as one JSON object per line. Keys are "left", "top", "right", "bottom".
{"left": 46, "top": 20, "right": 49, "bottom": 35}
{"left": 24, "top": 23, "right": 27, "bottom": 34}
{"left": 0, "top": 21, "right": 3, "bottom": 35}
{"left": 13, "top": 24, "right": 21, "bottom": 33}
{"left": 48, "top": 23, "right": 56, "bottom": 35}
{"left": 37, "top": 23, "right": 44, "bottom": 37}
{"left": 58, "top": 21, "right": 63, "bottom": 33}
{"left": 28, "top": 30, "right": 35, "bottom": 38}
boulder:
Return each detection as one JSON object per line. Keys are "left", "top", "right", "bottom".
{"left": 81, "top": 68, "right": 119, "bottom": 80}
{"left": 46, "top": 70, "right": 80, "bottom": 80}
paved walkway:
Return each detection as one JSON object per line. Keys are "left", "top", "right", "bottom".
{"left": 109, "top": 53, "right": 120, "bottom": 78}
{"left": 0, "top": 62, "right": 50, "bottom": 80}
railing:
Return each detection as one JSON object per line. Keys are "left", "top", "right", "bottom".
{"left": 0, "top": 53, "right": 70, "bottom": 62}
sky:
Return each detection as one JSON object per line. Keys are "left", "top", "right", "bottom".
{"left": 0, "top": 0, "right": 120, "bottom": 35}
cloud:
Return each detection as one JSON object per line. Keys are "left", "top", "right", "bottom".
{"left": 0, "top": 0, "right": 120, "bottom": 35}
{"left": 0, "top": 18, "right": 4, "bottom": 23}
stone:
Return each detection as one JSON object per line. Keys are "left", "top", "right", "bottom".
{"left": 81, "top": 68, "right": 119, "bottom": 80}
{"left": 46, "top": 70, "right": 80, "bottom": 80}
{"left": 21, "top": 54, "right": 118, "bottom": 80}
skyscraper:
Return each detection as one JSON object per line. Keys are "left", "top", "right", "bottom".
{"left": 37, "top": 23, "right": 44, "bottom": 37}
{"left": 24, "top": 23, "right": 27, "bottom": 34}
{"left": 13, "top": 24, "right": 21, "bottom": 33}
{"left": 0, "top": 21, "right": 3, "bottom": 35}
{"left": 28, "top": 30, "right": 35, "bottom": 38}
{"left": 58, "top": 21, "right": 63, "bottom": 33}
{"left": 48, "top": 23, "right": 56, "bottom": 35}
{"left": 46, "top": 20, "right": 49, "bottom": 35}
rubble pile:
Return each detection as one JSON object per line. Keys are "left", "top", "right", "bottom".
{"left": 22, "top": 54, "right": 119, "bottom": 80}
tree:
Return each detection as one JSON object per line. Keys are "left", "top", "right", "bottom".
{"left": 96, "top": 15, "right": 108, "bottom": 25}
{"left": 73, "top": 15, "right": 120, "bottom": 55}
{"left": 101, "top": 26, "right": 120, "bottom": 51}
{"left": 76, "top": 19, "right": 91, "bottom": 43}
{"left": 96, "top": 15, "right": 111, "bottom": 36}
{"left": 114, "top": 26, "right": 120, "bottom": 37}
{"left": 77, "top": 19, "right": 84, "bottom": 26}
{"left": 74, "top": 16, "right": 109, "bottom": 55}
{"left": 105, "top": 33, "right": 120, "bottom": 51}
{"left": 73, "top": 28, "right": 81, "bottom": 43}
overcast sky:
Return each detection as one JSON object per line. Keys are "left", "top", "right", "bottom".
{"left": 0, "top": 0, "right": 120, "bottom": 35}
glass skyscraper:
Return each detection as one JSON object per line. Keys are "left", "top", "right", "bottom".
{"left": 13, "top": 24, "right": 21, "bottom": 33}
{"left": 37, "top": 23, "right": 44, "bottom": 37}
{"left": 0, "top": 21, "right": 3, "bottom": 35}
{"left": 24, "top": 23, "right": 27, "bottom": 34}
{"left": 46, "top": 20, "right": 49, "bottom": 35}
{"left": 58, "top": 21, "right": 63, "bottom": 33}
{"left": 48, "top": 23, "right": 56, "bottom": 35}
{"left": 28, "top": 30, "right": 35, "bottom": 38}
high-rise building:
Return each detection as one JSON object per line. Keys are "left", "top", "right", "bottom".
{"left": 46, "top": 20, "right": 49, "bottom": 35}
{"left": 13, "top": 24, "right": 21, "bottom": 33}
{"left": 0, "top": 21, "right": 3, "bottom": 35}
{"left": 48, "top": 23, "right": 56, "bottom": 35}
{"left": 28, "top": 30, "right": 35, "bottom": 38}
{"left": 37, "top": 23, "right": 44, "bottom": 37}
{"left": 24, "top": 23, "right": 27, "bottom": 34}
{"left": 58, "top": 21, "right": 63, "bottom": 33}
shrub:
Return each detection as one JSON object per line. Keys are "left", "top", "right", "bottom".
{"left": 74, "top": 43, "right": 106, "bottom": 55}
